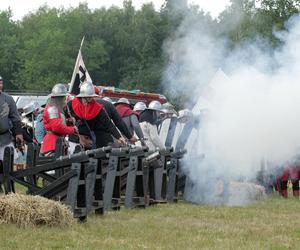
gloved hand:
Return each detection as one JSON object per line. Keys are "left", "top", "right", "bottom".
{"left": 117, "top": 137, "right": 126, "bottom": 145}
{"left": 129, "top": 135, "right": 138, "bottom": 144}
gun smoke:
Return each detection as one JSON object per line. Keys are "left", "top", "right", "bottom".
{"left": 163, "top": 9, "right": 300, "bottom": 205}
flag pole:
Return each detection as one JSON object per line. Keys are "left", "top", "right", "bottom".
{"left": 69, "top": 36, "right": 85, "bottom": 93}
{"left": 80, "top": 36, "right": 85, "bottom": 50}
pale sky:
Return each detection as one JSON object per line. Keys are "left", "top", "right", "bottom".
{"left": 0, "top": 0, "right": 231, "bottom": 20}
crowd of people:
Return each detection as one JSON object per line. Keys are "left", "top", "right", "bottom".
{"left": 260, "top": 164, "right": 300, "bottom": 198}
{"left": 0, "top": 78, "right": 181, "bottom": 192}
{"left": 2, "top": 77, "right": 298, "bottom": 198}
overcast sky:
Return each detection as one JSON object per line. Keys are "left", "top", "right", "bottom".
{"left": 0, "top": 0, "right": 231, "bottom": 20}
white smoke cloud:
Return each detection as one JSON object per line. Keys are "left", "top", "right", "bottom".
{"left": 162, "top": 13, "right": 226, "bottom": 102}
{"left": 163, "top": 10, "right": 300, "bottom": 205}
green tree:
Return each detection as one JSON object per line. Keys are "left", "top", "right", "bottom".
{"left": 14, "top": 7, "right": 72, "bottom": 90}
{"left": 2, "top": 0, "right": 299, "bottom": 99}
{"left": 0, "top": 10, "right": 19, "bottom": 90}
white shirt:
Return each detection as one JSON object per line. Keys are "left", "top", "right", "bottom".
{"left": 140, "top": 121, "right": 165, "bottom": 151}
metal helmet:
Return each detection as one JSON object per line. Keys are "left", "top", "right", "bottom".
{"left": 102, "top": 97, "right": 113, "bottom": 103}
{"left": 116, "top": 98, "right": 130, "bottom": 105}
{"left": 161, "top": 102, "right": 177, "bottom": 115}
{"left": 133, "top": 102, "right": 146, "bottom": 112}
{"left": 50, "top": 83, "right": 68, "bottom": 97}
{"left": 148, "top": 100, "right": 162, "bottom": 111}
{"left": 32, "top": 101, "right": 41, "bottom": 111}
{"left": 22, "top": 103, "right": 34, "bottom": 117}
{"left": 22, "top": 101, "right": 41, "bottom": 116}
{"left": 76, "top": 82, "right": 98, "bottom": 98}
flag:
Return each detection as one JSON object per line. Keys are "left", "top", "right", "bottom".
{"left": 69, "top": 37, "right": 92, "bottom": 95}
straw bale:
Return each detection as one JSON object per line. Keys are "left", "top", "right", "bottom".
{"left": 226, "top": 181, "right": 266, "bottom": 206}
{"left": 0, "top": 193, "right": 74, "bottom": 227}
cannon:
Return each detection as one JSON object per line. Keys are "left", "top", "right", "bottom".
{"left": 2, "top": 140, "right": 188, "bottom": 221}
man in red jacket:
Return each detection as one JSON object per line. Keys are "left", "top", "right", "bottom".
{"left": 276, "top": 164, "right": 300, "bottom": 198}
{"left": 114, "top": 98, "right": 145, "bottom": 144}
{"left": 41, "top": 84, "right": 77, "bottom": 155}
{"left": 277, "top": 167, "right": 289, "bottom": 198}
{"left": 68, "top": 82, "right": 125, "bottom": 148}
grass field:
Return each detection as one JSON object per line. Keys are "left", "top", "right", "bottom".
{"left": 0, "top": 194, "right": 300, "bottom": 250}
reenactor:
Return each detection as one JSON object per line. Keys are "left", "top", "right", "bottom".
{"left": 68, "top": 82, "right": 125, "bottom": 148}
{"left": 115, "top": 98, "right": 145, "bottom": 144}
{"left": 97, "top": 96, "right": 137, "bottom": 146}
{"left": 139, "top": 101, "right": 165, "bottom": 151}
{"left": 41, "top": 84, "right": 77, "bottom": 156}
{"left": 0, "top": 76, "right": 23, "bottom": 190}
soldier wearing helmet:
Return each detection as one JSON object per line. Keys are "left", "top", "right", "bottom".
{"left": 160, "top": 102, "right": 177, "bottom": 119}
{"left": 133, "top": 102, "right": 147, "bottom": 114}
{"left": 159, "top": 102, "right": 178, "bottom": 147}
{"left": 139, "top": 101, "right": 165, "bottom": 151}
{"left": 97, "top": 97, "right": 137, "bottom": 146}
{"left": 41, "top": 84, "right": 77, "bottom": 155}
{"left": 114, "top": 98, "right": 145, "bottom": 144}
{"left": 21, "top": 101, "right": 41, "bottom": 144}
{"left": 68, "top": 82, "right": 125, "bottom": 148}
{"left": 174, "top": 109, "right": 202, "bottom": 151}
{"left": 102, "top": 97, "right": 113, "bottom": 103}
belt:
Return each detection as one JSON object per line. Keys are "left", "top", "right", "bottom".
{"left": 46, "top": 131, "right": 57, "bottom": 135}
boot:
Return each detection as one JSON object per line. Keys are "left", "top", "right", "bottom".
{"left": 280, "top": 180, "right": 288, "bottom": 198}
{"left": 281, "top": 189, "right": 288, "bottom": 198}
{"left": 292, "top": 179, "right": 299, "bottom": 198}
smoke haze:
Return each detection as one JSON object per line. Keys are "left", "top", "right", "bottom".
{"left": 163, "top": 8, "right": 300, "bottom": 205}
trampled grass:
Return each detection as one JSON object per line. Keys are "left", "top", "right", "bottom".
{"left": 0, "top": 195, "right": 300, "bottom": 249}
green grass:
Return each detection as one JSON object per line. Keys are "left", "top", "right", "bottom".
{"left": 0, "top": 195, "right": 300, "bottom": 249}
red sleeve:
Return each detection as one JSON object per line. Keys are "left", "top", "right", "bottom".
{"left": 48, "top": 118, "right": 75, "bottom": 136}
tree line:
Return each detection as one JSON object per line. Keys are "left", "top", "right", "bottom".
{"left": 0, "top": 0, "right": 299, "bottom": 95}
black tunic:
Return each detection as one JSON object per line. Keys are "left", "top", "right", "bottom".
{"left": 67, "top": 101, "right": 121, "bottom": 148}
{"left": 97, "top": 99, "right": 132, "bottom": 143}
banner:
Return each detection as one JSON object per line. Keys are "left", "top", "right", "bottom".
{"left": 69, "top": 37, "right": 92, "bottom": 95}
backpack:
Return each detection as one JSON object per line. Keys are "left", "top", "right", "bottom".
{"left": 34, "top": 112, "right": 46, "bottom": 144}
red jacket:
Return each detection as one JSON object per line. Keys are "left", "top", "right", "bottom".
{"left": 115, "top": 104, "right": 139, "bottom": 118}
{"left": 41, "top": 104, "right": 75, "bottom": 154}
{"left": 277, "top": 165, "right": 300, "bottom": 181}
{"left": 289, "top": 165, "right": 300, "bottom": 180}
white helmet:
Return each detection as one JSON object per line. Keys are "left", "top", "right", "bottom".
{"left": 133, "top": 102, "right": 146, "bottom": 112}
{"left": 148, "top": 100, "right": 162, "bottom": 111}
{"left": 161, "top": 102, "right": 177, "bottom": 115}
{"left": 116, "top": 98, "right": 130, "bottom": 105}
{"left": 77, "top": 82, "right": 98, "bottom": 98}
{"left": 22, "top": 101, "right": 41, "bottom": 116}
{"left": 102, "top": 97, "right": 113, "bottom": 103}
{"left": 50, "top": 83, "right": 68, "bottom": 97}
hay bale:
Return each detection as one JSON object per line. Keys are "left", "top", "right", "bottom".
{"left": 226, "top": 181, "right": 267, "bottom": 206}
{"left": 185, "top": 179, "right": 267, "bottom": 206}
{"left": 213, "top": 180, "right": 266, "bottom": 206}
{"left": 0, "top": 193, "right": 74, "bottom": 227}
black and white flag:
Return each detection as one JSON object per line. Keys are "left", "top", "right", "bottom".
{"left": 69, "top": 37, "right": 92, "bottom": 95}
